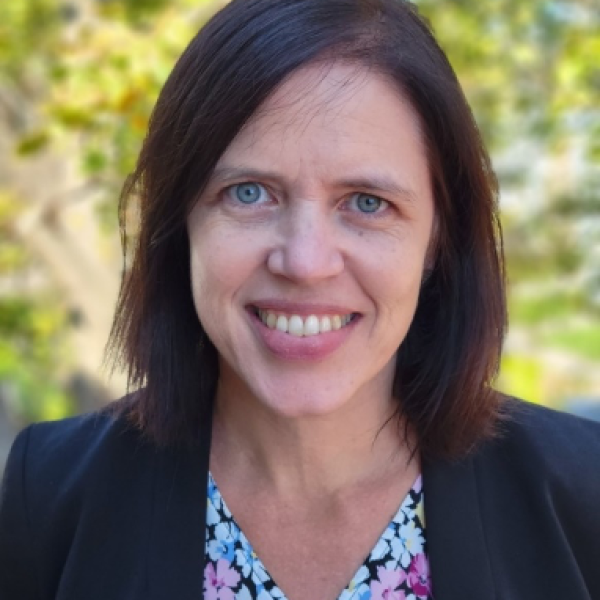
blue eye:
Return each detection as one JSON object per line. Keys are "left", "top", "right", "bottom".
{"left": 352, "top": 193, "right": 386, "bottom": 214}
{"left": 233, "top": 183, "right": 265, "bottom": 204}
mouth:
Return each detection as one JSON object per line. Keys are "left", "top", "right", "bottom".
{"left": 250, "top": 307, "right": 359, "bottom": 337}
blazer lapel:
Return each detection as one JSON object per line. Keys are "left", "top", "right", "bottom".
{"left": 147, "top": 431, "right": 211, "bottom": 600}
{"left": 423, "top": 454, "right": 495, "bottom": 600}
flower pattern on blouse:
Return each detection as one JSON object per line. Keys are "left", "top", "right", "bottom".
{"left": 205, "top": 473, "right": 431, "bottom": 600}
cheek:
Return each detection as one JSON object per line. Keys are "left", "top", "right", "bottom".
{"left": 375, "top": 270, "right": 423, "bottom": 320}
{"left": 189, "top": 236, "right": 240, "bottom": 351}
{"left": 357, "top": 240, "right": 429, "bottom": 347}
{"left": 189, "top": 225, "right": 261, "bottom": 310}
{"left": 362, "top": 235, "right": 428, "bottom": 296}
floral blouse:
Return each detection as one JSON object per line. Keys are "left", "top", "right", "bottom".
{"left": 204, "top": 473, "right": 432, "bottom": 600}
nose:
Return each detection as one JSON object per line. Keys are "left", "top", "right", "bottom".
{"left": 266, "top": 203, "right": 344, "bottom": 283}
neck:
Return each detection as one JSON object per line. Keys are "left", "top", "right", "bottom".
{"left": 210, "top": 380, "right": 416, "bottom": 500}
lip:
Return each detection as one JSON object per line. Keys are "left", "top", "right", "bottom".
{"left": 247, "top": 305, "right": 360, "bottom": 360}
{"left": 249, "top": 299, "right": 357, "bottom": 316}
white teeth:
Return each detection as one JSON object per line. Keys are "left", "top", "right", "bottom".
{"left": 256, "top": 310, "right": 353, "bottom": 336}
{"left": 288, "top": 315, "right": 304, "bottom": 337}
{"left": 320, "top": 316, "right": 332, "bottom": 332}
{"left": 304, "top": 315, "right": 320, "bottom": 336}
{"left": 276, "top": 315, "right": 288, "bottom": 332}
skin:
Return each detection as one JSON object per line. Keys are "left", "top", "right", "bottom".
{"left": 188, "top": 62, "right": 436, "bottom": 599}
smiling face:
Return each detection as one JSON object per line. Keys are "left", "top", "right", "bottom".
{"left": 187, "top": 62, "right": 436, "bottom": 419}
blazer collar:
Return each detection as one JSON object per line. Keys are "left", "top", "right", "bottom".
{"left": 423, "top": 453, "right": 495, "bottom": 600}
{"left": 147, "top": 425, "right": 212, "bottom": 600}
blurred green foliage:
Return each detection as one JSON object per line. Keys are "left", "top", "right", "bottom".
{"left": 497, "top": 355, "right": 544, "bottom": 405}
{"left": 0, "top": 0, "right": 598, "bottom": 423}
{"left": 0, "top": 193, "right": 74, "bottom": 422}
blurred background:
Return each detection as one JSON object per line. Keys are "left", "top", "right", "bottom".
{"left": 0, "top": 0, "right": 599, "bottom": 468}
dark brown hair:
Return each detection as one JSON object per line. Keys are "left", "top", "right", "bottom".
{"left": 108, "top": 0, "right": 507, "bottom": 460}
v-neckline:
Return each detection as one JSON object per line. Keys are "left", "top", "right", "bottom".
{"left": 206, "top": 471, "right": 427, "bottom": 600}
{"left": 143, "top": 420, "right": 496, "bottom": 600}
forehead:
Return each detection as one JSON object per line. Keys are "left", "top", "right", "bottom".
{"left": 216, "top": 61, "right": 429, "bottom": 192}
{"left": 252, "top": 62, "right": 379, "bottom": 129}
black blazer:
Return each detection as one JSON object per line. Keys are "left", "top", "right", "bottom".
{"left": 1, "top": 399, "right": 599, "bottom": 600}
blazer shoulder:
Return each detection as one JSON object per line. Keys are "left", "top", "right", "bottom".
{"left": 28, "top": 404, "right": 140, "bottom": 465}
{"left": 476, "top": 398, "right": 600, "bottom": 507}
{"left": 0, "top": 400, "right": 164, "bottom": 598}
{"left": 465, "top": 400, "right": 600, "bottom": 597}
{"left": 12, "top": 400, "right": 157, "bottom": 515}
{"left": 496, "top": 399, "right": 600, "bottom": 468}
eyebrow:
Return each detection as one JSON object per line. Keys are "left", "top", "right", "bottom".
{"left": 210, "top": 166, "right": 418, "bottom": 203}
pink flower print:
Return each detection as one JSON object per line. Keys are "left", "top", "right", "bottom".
{"left": 407, "top": 553, "right": 431, "bottom": 598}
{"left": 370, "top": 566, "right": 407, "bottom": 600}
{"left": 204, "top": 558, "right": 241, "bottom": 600}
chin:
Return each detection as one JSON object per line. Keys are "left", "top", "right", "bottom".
{"left": 250, "top": 377, "right": 367, "bottom": 419}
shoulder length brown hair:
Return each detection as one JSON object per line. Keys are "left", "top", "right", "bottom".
{"left": 108, "top": 0, "right": 507, "bottom": 460}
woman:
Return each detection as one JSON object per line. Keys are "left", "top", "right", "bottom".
{"left": 1, "top": 0, "right": 599, "bottom": 598}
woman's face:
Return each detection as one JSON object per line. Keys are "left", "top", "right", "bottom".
{"left": 188, "top": 62, "right": 436, "bottom": 418}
